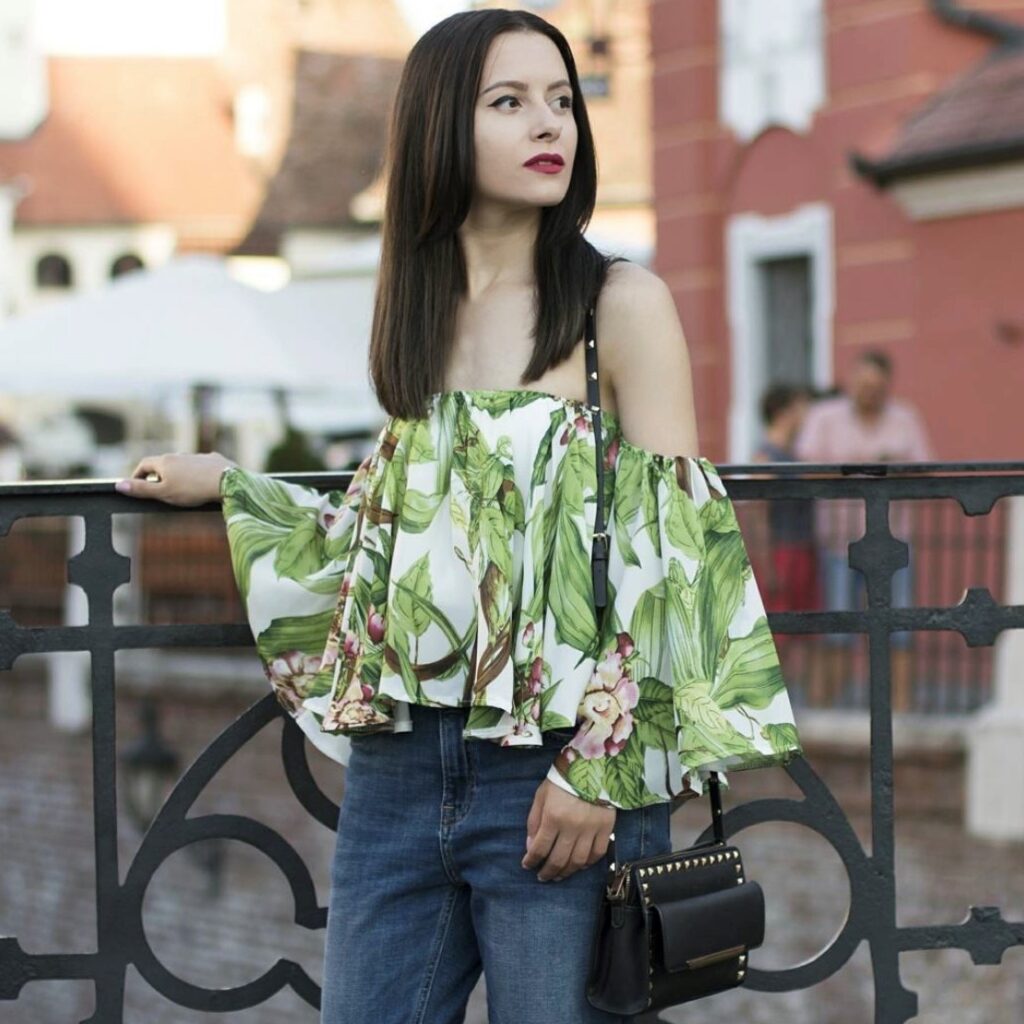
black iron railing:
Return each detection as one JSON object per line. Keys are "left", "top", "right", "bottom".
{"left": 2, "top": 460, "right": 1023, "bottom": 1023}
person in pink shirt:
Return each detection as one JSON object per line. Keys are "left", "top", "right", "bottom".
{"left": 793, "top": 350, "right": 934, "bottom": 712}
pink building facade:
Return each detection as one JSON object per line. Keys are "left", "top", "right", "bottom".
{"left": 650, "top": 0, "right": 1024, "bottom": 462}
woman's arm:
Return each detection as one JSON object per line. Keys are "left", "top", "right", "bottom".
{"left": 601, "top": 262, "right": 700, "bottom": 460}
{"left": 541, "top": 263, "right": 803, "bottom": 809}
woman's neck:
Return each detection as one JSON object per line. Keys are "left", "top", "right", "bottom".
{"left": 458, "top": 204, "right": 539, "bottom": 298}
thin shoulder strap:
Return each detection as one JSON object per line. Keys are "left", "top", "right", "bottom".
{"left": 585, "top": 304, "right": 609, "bottom": 611}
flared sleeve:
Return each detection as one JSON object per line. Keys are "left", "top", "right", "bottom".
{"left": 544, "top": 439, "right": 804, "bottom": 810}
{"left": 218, "top": 457, "right": 373, "bottom": 761}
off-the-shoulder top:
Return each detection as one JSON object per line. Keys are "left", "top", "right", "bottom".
{"left": 218, "top": 388, "right": 804, "bottom": 810}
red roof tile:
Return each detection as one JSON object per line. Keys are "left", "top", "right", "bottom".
{"left": 853, "top": 45, "right": 1024, "bottom": 185}
{"left": 232, "top": 49, "right": 402, "bottom": 255}
{"left": 0, "top": 57, "right": 263, "bottom": 244}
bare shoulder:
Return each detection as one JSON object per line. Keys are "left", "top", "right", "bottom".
{"left": 595, "top": 261, "right": 687, "bottom": 385}
{"left": 595, "top": 261, "right": 698, "bottom": 457}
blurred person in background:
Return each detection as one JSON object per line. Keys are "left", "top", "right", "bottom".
{"left": 793, "top": 350, "right": 934, "bottom": 712}
{"left": 750, "top": 383, "right": 821, "bottom": 694}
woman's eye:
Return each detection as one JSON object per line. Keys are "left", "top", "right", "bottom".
{"left": 491, "top": 95, "right": 573, "bottom": 110}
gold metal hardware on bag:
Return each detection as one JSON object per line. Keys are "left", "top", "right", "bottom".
{"left": 606, "top": 868, "right": 630, "bottom": 902}
{"left": 685, "top": 944, "right": 747, "bottom": 969}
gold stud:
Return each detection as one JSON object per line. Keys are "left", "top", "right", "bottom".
{"left": 737, "top": 969, "right": 745, "bottom": 979}
{"left": 587, "top": 339, "right": 595, "bottom": 348}
{"left": 639, "top": 868, "right": 647, "bottom": 878}
{"left": 716, "top": 853, "right": 724, "bottom": 862}
{"left": 656, "top": 865, "right": 664, "bottom": 874}
{"left": 589, "top": 370, "right": 598, "bottom": 379}
{"left": 735, "top": 863, "right": 742, "bottom": 871}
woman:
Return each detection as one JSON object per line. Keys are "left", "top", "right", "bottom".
{"left": 117, "top": 10, "right": 803, "bottom": 1023}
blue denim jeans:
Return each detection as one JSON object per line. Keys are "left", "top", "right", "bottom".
{"left": 320, "top": 701, "right": 673, "bottom": 1023}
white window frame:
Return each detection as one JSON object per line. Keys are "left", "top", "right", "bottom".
{"left": 725, "top": 202, "right": 834, "bottom": 462}
{"left": 718, "top": 0, "right": 826, "bottom": 141}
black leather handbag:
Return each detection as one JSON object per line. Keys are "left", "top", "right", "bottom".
{"left": 582, "top": 301, "right": 766, "bottom": 1015}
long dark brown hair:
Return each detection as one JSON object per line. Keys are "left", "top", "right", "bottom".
{"left": 369, "top": 8, "right": 625, "bottom": 422}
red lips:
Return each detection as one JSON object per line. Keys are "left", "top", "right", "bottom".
{"left": 524, "top": 152, "right": 564, "bottom": 167}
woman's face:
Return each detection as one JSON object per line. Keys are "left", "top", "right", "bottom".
{"left": 472, "top": 30, "right": 578, "bottom": 210}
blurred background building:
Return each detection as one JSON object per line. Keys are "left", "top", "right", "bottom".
{"left": 651, "top": 0, "right": 1023, "bottom": 462}
{"left": 0, "top": 0, "right": 653, "bottom": 482}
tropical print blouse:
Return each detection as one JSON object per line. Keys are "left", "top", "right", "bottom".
{"left": 219, "top": 388, "right": 804, "bottom": 810}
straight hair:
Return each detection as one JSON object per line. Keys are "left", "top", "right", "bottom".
{"left": 369, "top": 8, "right": 624, "bottom": 422}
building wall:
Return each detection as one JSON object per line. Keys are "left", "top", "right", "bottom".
{"left": 9, "top": 225, "right": 176, "bottom": 315}
{"left": 652, "top": 0, "right": 1024, "bottom": 461}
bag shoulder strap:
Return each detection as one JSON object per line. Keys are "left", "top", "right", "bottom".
{"left": 584, "top": 300, "right": 724, "bottom": 855}
{"left": 585, "top": 303, "right": 609, "bottom": 611}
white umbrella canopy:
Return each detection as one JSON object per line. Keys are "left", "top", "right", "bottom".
{"left": 248, "top": 273, "right": 385, "bottom": 432}
{"left": 0, "top": 254, "right": 312, "bottom": 396}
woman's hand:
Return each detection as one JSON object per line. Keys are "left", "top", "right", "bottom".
{"left": 521, "top": 779, "right": 616, "bottom": 882}
{"left": 115, "top": 451, "right": 238, "bottom": 507}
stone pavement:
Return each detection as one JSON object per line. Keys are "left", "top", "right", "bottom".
{"left": 1, "top": 672, "right": 1021, "bottom": 1023}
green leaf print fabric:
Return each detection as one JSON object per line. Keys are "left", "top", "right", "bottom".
{"left": 219, "top": 389, "right": 804, "bottom": 809}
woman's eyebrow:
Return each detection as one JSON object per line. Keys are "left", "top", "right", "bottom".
{"left": 480, "top": 78, "right": 571, "bottom": 95}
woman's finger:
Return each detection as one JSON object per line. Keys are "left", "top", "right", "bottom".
{"left": 130, "top": 456, "right": 165, "bottom": 480}
{"left": 116, "top": 455, "right": 166, "bottom": 497}
{"left": 551, "top": 830, "right": 600, "bottom": 881}
{"left": 535, "top": 830, "right": 579, "bottom": 882}
{"left": 115, "top": 476, "right": 161, "bottom": 498}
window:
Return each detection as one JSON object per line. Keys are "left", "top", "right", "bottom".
{"left": 719, "top": 0, "right": 825, "bottom": 141}
{"left": 233, "top": 84, "right": 270, "bottom": 159}
{"left": 35, "top": 253, "right": 73, "bottom": 289}
{"left": 760, "top": 255, "right": 814, "bottom": 388}
{"left": 726, "top": 203, "right": 833, "bottom": 460}
{"left": 110, "top": 253, "right": 144, "bottom": 278}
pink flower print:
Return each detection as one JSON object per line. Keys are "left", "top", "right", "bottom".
{"left": 603, "top": 434, "right": 620, "bottom": 471}
{"left": 367, "top": 606, "right": 386, "bottom": 643}
{"left": 339, "top": 572, "right": 352, "bottom": 600}
{"left": 570, "top": 645, "right": 640, "bottom": 760}
{"left": 266, "top": 650, "right": 323, "bottom": 713}
{"left": 528, "top": 656, "right": 544, "bottom": 695}
{"left": 342, "top": 630, "right": 362, "bottom": 660}
{"left": 320, "top": 670, "right": 380, "bottom": 729}
{"left": 558, "top": 414, "right": 591, "bottom": 446}
{"left": 522, "top": 620, "right": 534, "bottom": 645}
{"left": 616, "top": 632, "right": 634, "bottom": 659}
